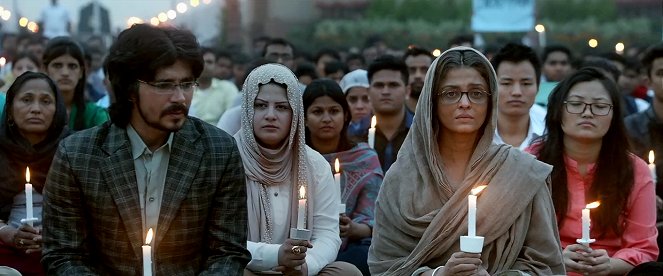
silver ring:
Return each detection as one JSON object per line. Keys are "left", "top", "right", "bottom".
{"left": 19, "top": 239, "right": 24, "bottom": 245}
{"left": 291, "top": 245, "right": 301, "bottom": 255}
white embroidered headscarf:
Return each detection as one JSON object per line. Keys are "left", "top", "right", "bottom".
{"left": 234, "top": 63, "right": 313, "bottom": 244}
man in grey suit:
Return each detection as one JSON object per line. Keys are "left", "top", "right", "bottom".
{"left": 42, "top": 24, "right": 250, "bottom": 275}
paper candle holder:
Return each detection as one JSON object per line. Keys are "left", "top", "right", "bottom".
{"left": 460, "top": 235, "right": 484, "bottom": 253}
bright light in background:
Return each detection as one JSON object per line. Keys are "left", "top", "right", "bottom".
{"left": 0, "top": 57, "right": 6, "bottom": 67}
{"left": 190, "top": 0, "right": 200, "bottom": 7}
{"left": 432, "top": 49, "right": 441, "bottom": 57}
{"left": 126, "top": 17, "right": 144, "bottom": 27}
{"left": 535, "top": 24, "right": 545, "bottom": 33}
{"left": 203, "top": 0, "right": 212, "bottom": 4}
{"left": 588, "top": 38, "right": 598, "bottom": 48}
{"left": 18, "top": 17, "right": 28, "bottom": 27}
{"left": 176, "top": 3, "right": 188, "bottom": 13}
{"left": 150, "top": 17, "right": 160, "bottom": 26}
{"left": 1, "top": 10, "right": 11, "bottom": 21}
{"left": 615, "top": 42, "right": 625, "bottom": 53}
{"left": 158, "top": 12, "right": 168, "bottom": 22}
{"left": 27, "top": 22, "right": 38, "bottom": 32}
{"left": 167, "top": 10, "right": 177, "bottom": 20}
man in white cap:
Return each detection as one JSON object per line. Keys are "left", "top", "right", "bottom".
{"left": 339, "top": 69, "right": 372, "bottom": 140}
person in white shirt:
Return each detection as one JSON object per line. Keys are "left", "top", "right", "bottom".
{"left": 235, "top": 63, "right": 361, "bottom": 276}
{"left": 189, "top": 47, "right": 239, "bottom": 125}
{"left": 491, "top": 43, "right": 545, "bottom": 150}
{"left": 39, "top": 0, "right": 71, "bottom": 39}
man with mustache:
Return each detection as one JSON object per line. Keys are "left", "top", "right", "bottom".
{"left": 368, "top": 55, "right": 413, "bottom": 172}
{"left": 42, "top": 24, "right": 250, "bottom": 275}
{"left": 403, "top": 46, "right": 433, "bottom": 114}
{"left": 491, "top": 43, "right": 546, "bottom": 150}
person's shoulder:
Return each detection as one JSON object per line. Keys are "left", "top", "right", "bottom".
{"left": 305, "top": 145, "right": 330, "bottom": 166}
{"left": 624, "top": 108, "right": 652, "bottom": 132}
{"left": 629, "top": 153, "right": 652, "bottom": 180}
{"left": 60, "top": 121, "right": 111, "bottom": 149}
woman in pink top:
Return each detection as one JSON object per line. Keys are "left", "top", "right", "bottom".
{"left": 527, "top": 67, "right": 658, "bottom": 275}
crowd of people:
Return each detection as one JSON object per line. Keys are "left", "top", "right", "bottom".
{"left": 0, "top": 21, "right": 661, "bottom": 276}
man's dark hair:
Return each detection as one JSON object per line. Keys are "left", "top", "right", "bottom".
{"left": 403, "top": 46, "right": 433, "bottom": 61}
{"left": 216, "top": 50, "right": 233, "bottom": 62}
{"left": 448, "top": 34, "right": 473, "bottom": 48}
{"left": 345, "top": 53, "right": 364, "bottom": 64}
{"left": 491, "top": 43, "right": 542, "bottom": 86}
{"left": 105, "top": 24, "right": 204, "bottom": 128}
{"left": 541, "top": 44, "right": 572, "bottom": 63}
{"left": 261, "top": 38, "right": 294, "bottom": 57}
{"left": 200, "top": 47, "right": 216, "bottom": 58}
{"left": 295, "top": 62, "right": 318, "bottom": 80}
{"left": 324, "top": 61, "right": 348, "bottom": 76}
{"left": 641, "top": 42, "right": 663, "bottom": 76}
{"left": 367, "top": 55, "right": 409, "bottom": 85}
{"left": 315, "top": 48, "right": 340, "bottom": 64}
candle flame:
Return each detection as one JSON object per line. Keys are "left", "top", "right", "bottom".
{"left": 25, "top": 167, "right": 30, "bottom": 183}
{"left": 299, "top": 186, "right": 306, "bottom": 200}
{"left": 649, "top": 150, "right": 655, "bottom": 164}
{"left": 145, "top": 228, "right": 154, "bottom": 244}
{"left": 334, "top": 158, "right": 340, "bottom": 173}
{"left": 471, "top": 185, "right": 487, "bottom": 195}
{"left": 371, "top": 116, "right": 376, "bottom": 128}
{"left": 585, "top": 201, "right": 600, "bottom": 209}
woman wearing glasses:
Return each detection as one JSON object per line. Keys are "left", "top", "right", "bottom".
{"left": 43, "top": 37, "right": 108, "bottom": 130}
{"left": 368, "top": 47, "right": 564, "bottom": 276}
{"left": 527, "top": 67, "right": 658, "bottom": 275}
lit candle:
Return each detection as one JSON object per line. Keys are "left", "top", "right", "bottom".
{"left": 648, "top": 150, "right": 657, "bottom": 182}
{"left": 467, "top": 185, "right": 487, "bottom": 237}
{"left": 143, "top": 228, "right": 154, "bottom": 276}
{"left": 334, "top": 158, "right": 341, "bottom": 190}
{"left": 297, "top": 186, "right": 306, "bottom": 229}
{"left": 25, "top": 167, "right": 34, "bottom": 227}
{"left": 535, "top": 24, "right": 546, "bottom": 48}
{"left": 368, "top": 116, "right": 376, "bottom": 148}
{"left": 581, "top": 201, "right": 600, "bottom": 242}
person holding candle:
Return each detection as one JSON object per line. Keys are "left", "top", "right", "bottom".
{"left": 368, "top": 47, "right": 565, "bottom": 276}
{"left": 41, "top": 24, "right": 251, "bottom": 275}
{"left": 0, "top": 72, "right": 69, "bottom": 275}
{"left": 42, "top": 36, "right": 109, "bottom": 131}
{"left": 303, "top": 78, "right": 383, "bottom": 275}
{"left": 527, "top": 67, "right": 659, "bottom": 275}
{"left": 237, "top": 64, "right": 362, "bottom": 275}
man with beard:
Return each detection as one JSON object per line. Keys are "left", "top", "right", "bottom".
{"left": 403, "top": 46, "right": 433, "bottom": 114}
{"left": 42, "top": 24, "right": 250, "bottom": 274}
{"left": 368, "top": 55, "right": 412, "bottom": 172}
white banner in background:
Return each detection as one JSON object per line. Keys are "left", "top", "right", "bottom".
{"left": 471, "top": 0, "right": 535, "bottom": 32}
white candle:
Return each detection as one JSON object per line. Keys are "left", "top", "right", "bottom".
{"left": 581, "top": 201, "right": 600, "bottom": 241}
{"left": 648, "top": 150, "right": 657, "bottom": 182}
{"left": 297, "top": 186, "right": 306, "bottom": 229}
{"left": 368, "top": 116, "right": 376, "bottom": 148}
{"left": 25, "top": 167, "right": 34, "bottom": 227}
{"left": 334, "top": 158, "right": 341, "bottom": 191}
{"left": 539, "top": 31, "right": 546, "bottom": 48}
{"left": 467, "top": 185, "right": 487, "bottom": 237}
{"left": 143, "top": 228, "right": 154, "bottom": 276}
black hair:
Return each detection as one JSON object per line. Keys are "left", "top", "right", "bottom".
{"left": 403, "top": 46, "right": 434, "bottom": 61}
{"left": 315, "top": 48, "right": 341, "bottom": 64}
{"left": 295, "top": 62, "right": 318, "bottom": 79}
{"left": 42, "top": 36, "right": 88, "bottom": 130}
{"left": 302, "top": 78, "right": 355, "bottom": 152}
{"left": 10, "top": 52, "right": 41, "bottom": 71}
{"left": 261, "top": 38, "right": 295, "bottom": 58}
{"left": 541, "top": 44, "right": 573, "bottom": 63}
{"left": 105, "top": 24, "right": 204, "bottom": 128}
{"left": 447, "top": 34, "right": 474, "bottom": 48}
{"left": 580, "top": 57, "right": 620, "bottom": 82}
{"left": 324, "top": 61, "right": 348, "bottom": 76}
{"left": 367, "top": 55, "right": 409, "bottom": 85}
{"left": 345, "top": 53, "right": 365, "bottom": 64}
{"left": 491, "top": 43, "right": 542, "bottom": 86}
{"left": 535, "top": 67, "right": 632, "bottom": 238}
{"left": 641, "top": 42, "right": 663, "bottom": 77}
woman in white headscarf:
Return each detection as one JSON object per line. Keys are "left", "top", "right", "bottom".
{"left": 235, "top": 63, "right": 361, "bottom": 276}
{"left": 367, "top": 47, "right": 565, "bottom": 276}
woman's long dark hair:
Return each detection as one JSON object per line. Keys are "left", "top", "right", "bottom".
{"left": 302, "top": 78, "right": 355, "bottom": 152}
{"left": 42, "top": 37, "right": 87, "bottom": 130}
{"left": 535, "top": 67, "right": 633, "bottom": 237}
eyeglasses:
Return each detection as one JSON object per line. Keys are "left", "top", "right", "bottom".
{"left": 563, "top": 101, "right": 613, "bottom": 116}
{"left": 436, "top": 90, "right": 491, "bottom": 104}
{"left": 137, "top": 79, "right": 199, "bottom": 94}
